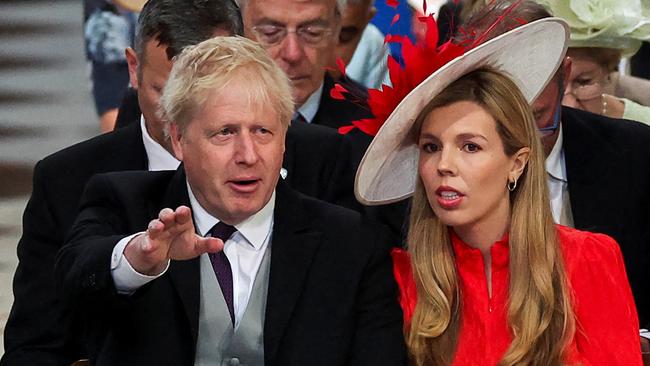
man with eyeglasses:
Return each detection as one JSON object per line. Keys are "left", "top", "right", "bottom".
{"left": 533, "top": 57, "right": 650, "bottom": 329}
{"left": 488, "top": 1, "right": 650, "bottom": 333}
{"left": 240, "top": 0, "right": 373, "bottom": 137}
{"left": 241, "top": 0, "right": 408, "bottom": 243}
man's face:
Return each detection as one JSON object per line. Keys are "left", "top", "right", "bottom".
{"left": 126, "top": 29, "right": 231, "bottom": 151}
{"left": 170, "top": 75, "right": 286, "bottom": 225}
{"left": 243, "top": 0, "right": 341, "bottom": 107}
{"left": 335, "top": 1, "right": 375, "bottom": 66}
{"left": 532, "top": 69, "right": 566, "bottom": 156}
{"left": 127, "top": 40, "right": 173, "bottom": 150}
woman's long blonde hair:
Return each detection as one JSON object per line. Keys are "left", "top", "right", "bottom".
{"left": 407, "top": 68, "right": 575, "bottom": 366}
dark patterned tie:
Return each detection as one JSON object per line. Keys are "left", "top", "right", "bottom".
{"left": 292, "top": 112, "right": 307, "bottom": 124}
{"left": 208, "top": 222, "right": 237, "bottom": 325}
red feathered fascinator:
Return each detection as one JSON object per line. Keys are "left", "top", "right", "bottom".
{"left": 332, "top": 0, "right": 528, "bottom": 136}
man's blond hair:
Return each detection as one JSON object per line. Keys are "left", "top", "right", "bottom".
{"left": 159, "top": 36, "right": 294, "bottom": 134}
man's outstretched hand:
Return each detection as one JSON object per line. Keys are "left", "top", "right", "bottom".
{"left": 124, "top": 206, "right": 223, "bottom": 275}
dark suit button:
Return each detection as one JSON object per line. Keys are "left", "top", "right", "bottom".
{"left": 229, "top": 357, "right": 240, "bottom": 366}
{"left": 82, "top": 273, "right": 96, "bottom": 289}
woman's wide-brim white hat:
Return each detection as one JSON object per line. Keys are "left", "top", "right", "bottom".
{"left": 355, "top": 18, "right": 569, "bottom": 205}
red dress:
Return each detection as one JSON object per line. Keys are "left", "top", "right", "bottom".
{"left": 392, "top": 225, "right": 642, "bottom": 365}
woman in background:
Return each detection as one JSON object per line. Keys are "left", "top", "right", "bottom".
{"left": 539, "top": 0, "right": 650, "bottom": 124}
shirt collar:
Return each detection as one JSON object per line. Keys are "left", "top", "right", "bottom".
{"left": 187, "top": 182, "right": 275, "bottom": 251}
{"left": 545, "top": 124, "right": 567, "bottom": 182}
{"left": 296, "top": 83, "right": 323, "bottom": 123}
{"left": 140, "top": 116, "right": 180, "bottom": 171}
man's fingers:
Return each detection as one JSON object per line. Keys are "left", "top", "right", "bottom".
{"left": 174, "top": 206, "right": 192, "bottom": 226}
{"left": 158, "top": 208, "right": 175, "bottom": 228}
{"left": 146, "top": 219, "right": 165, "bottom": 241}
{"left": 124, "top": 233, "right": 168, "bottom": 276}
{"left": 195, "top": 237, "right": 224, "bottom": 256}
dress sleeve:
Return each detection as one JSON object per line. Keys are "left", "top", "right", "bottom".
{"left": 567, "top": 232, "right": 642, "bottom": 365}
{"left": 391, "top": 248, "right": 417, "bottom": 325}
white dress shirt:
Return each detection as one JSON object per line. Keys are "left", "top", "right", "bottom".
{"left": 545, "top": 125, "right": 571, "bottom": 225}
{"left": 295, "top": 83, "right": 323, "bottom": 123}
{"left": 188, "top": 186, "right": 274, "bottom": 326}
{"left": 346, "top": 24, "right": 391, "bottom": 89}
{"left": 110, "top": 116, "right": 180, "bottom": 293}
{"left": 111, "top": 176, "right": 275, "bottom": 327}
{"left": 140, "top": 116, "right": 180, "bottom": 171}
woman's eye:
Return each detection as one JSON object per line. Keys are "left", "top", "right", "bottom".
{"left": 462, "top": 143, "right": 480, "bottom": 153}
{"left": 576, "top": 78, "right": 594, "bottom": 87}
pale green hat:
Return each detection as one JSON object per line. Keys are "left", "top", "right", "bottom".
{"left": 539, "top": 0, "right": 650, "bottom": 56}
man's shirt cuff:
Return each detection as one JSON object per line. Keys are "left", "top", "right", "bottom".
{"left": 111, "top": 232, "right": 170, "bottom": 295}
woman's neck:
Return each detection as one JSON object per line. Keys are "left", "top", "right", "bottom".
{"left": 453, "top": 203, "right": 510, "bottom": 255}
{"left": 453, "top": 202, "right": 510, "bottom": 298}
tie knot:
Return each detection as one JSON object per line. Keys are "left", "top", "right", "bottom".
{"left": 292, "top": 112, "right": 306, "bottom": 124}
{"left": 209, "top": 222, "right": 237, "bottom": 241}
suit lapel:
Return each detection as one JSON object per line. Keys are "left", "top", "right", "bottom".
{"left": 264, "top": 181, "right": 323, "bottom": 362}
{"left": 282, "top": 127, "right": 296, "bottom": 187}
{"left": 150, "top": 166, "right": 202, "bottom": 345}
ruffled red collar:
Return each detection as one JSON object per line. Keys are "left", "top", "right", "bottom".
{"left": 450, "top": 229, "right": 510, "bottom": 273}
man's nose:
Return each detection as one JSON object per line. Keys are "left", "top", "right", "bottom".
{"left": 235, "top": 133, "right": 259, "bottom": 165}
{"left": 278, "top": 32, "right": 305, "bottom": 64}
{"left": 562, "top": 91, "right": 580, "bottom": 109}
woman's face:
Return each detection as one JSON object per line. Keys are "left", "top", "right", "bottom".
{"left": 418, "top": 101, "right": 524, "bottom": 232}
{"left": 562, "top": 51, "right": 609, "bottom": 114}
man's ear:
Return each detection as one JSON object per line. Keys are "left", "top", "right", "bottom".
{"left": 126, "top": 47, "right": 140, "bottom": 90}
{"left": 510, "top": 147, "right": 530, "bottom": 183}
{"left": 562, "top": 56, "right": 572, "bottom": 88}
{"left": 169, "top": 123, "right": 184, "bottom": 161}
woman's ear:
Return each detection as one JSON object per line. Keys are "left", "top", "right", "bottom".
{"left": 509, "top": 147, "right": 530, "bottom": 182}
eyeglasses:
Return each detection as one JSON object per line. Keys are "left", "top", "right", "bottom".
{"left": 251, "top": 24, "right": 334, "bottom": 48}
{"left": 564, "top": 76, "right": 607, "bottom": 102}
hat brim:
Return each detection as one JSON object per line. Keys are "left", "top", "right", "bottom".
{"left": 355, "top": 18, "right": 569, "bottom": 205}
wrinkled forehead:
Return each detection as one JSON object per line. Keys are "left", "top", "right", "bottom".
{"left": 244, "top": 0, "right": 339, "bottom": 25}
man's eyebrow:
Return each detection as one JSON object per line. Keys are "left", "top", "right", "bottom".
{"left": 254, "top": 18, "right": 330, "bottom": 28}
{"left": 298, "top": 18, "right": 330, "bottom": 27}
{"left": 255, "top": 17, "right": 284, "bottom": 27}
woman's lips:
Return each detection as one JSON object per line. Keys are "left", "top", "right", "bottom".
{"left": 435, "top": 187, "right": 464, "bottom": 209}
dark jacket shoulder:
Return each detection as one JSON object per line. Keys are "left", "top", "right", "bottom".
{"left": 39, "top": 121, "right": 146, "bottom": 178}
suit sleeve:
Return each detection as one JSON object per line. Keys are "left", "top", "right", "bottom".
{"left": 347, "top": 223, "right": 407, "bottom": 366}
{"left": 1, "top": 161, "right": 76, "bottom": 366}
{"left": 569, "top": 233, "right": 643, "bottom": 365}
{"left": 55, "top": 174, "right": 136, "bottom": 313}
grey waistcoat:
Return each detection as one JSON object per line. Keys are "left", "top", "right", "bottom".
{"left": 194, "top": 246, "right": 271, "bottom": 366}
